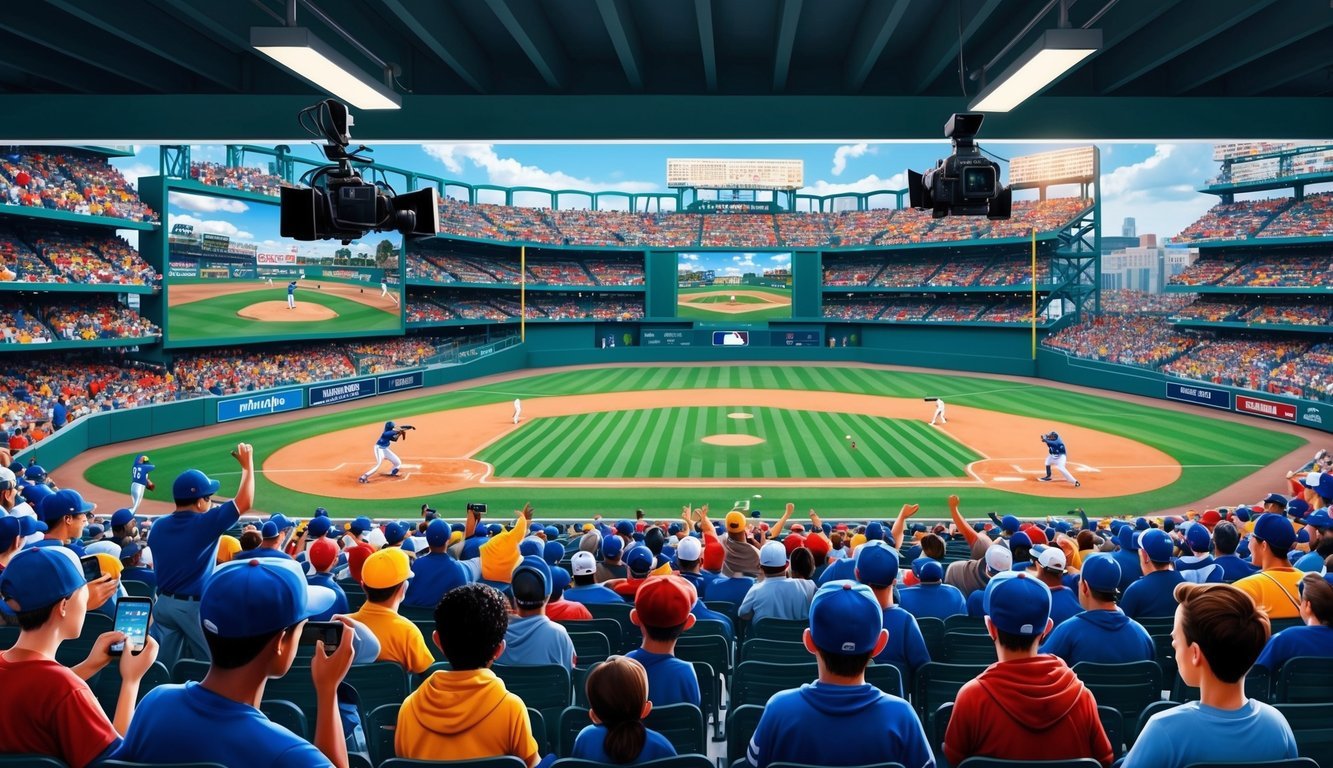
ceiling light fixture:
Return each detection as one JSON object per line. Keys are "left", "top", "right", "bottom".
{"left": 251, "top": 1, "right": 401, "bottom": 110}
{"left": 969, "top": 28, "right": 1101, "bottom": 112}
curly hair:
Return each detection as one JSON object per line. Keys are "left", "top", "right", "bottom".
{"left": 435, "top": 583, "right": 510, "bottom": 670}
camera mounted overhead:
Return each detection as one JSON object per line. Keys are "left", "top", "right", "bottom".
{"left": 907, "top": 113, "right": 1012, "bottom": 220}
{"left": 279, "top": 99, "right": 439, "bottom": 243}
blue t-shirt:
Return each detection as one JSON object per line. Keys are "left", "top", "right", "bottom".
{"left": 747, "top": 681, "right": 933, "bottom": 768}
{"left": 966, "top": 589, "right": 985, "bottom": 618}
{"left": 1120, "top": 569, "right": 1185, "bottom": 619}
{"left": 112, "top": 682, "right": 331, "bottom": 767}
{"left": 1294, "top": 550, "right": 1325, "bottom": 573}
{"left": 738, "top": 577, "right": 812, "bottom": 623}
{"left": 679, "top": 570, "right": 717, "bottom": 599}
{"left": 1042, "top": 437, "right": 1067, "bottom": 456}
{"left": 148, "top": 500, "right": 241, "bottom": 597}
{"left": 233, "top": 548, "right": 293, "bottom": 562}
{"left": 1122, "top": 699, "right": 1298, "bottom": 768}
{"left": 706, "top": 576, "right": 754, "bottom": 607}
{"left": 306, "top": 572, "right": 349, "bottom": 622}
{"left": 816, "top": 557, "right": 857, "bottom": 586}
{"left": 122, "top": 566, "right": 157, "bottom": 588}
{"left": 1110, "top": 549, "right": 1143, "bottom": 592}
{"left": 565, "top": 583, "right": 626, "bottom": 605}
{"left": 1048, "top": 586, "right": 1082, "bottom": 626}
{"left": 51, "top": 401, "right": 66, "bottom": 428}
{"left": 898, "top": 583, "right": 967, "bottom": 621}
{"left": 626, "top": 648, "right": 701, "bottom": 708}
{"left": 877, "top": 605, "right": 930, "bottom": 673}
{"left": 691, "top": 600, "right": 733, "bottom": 642}
{"left": 572, "top": 724, "right": 676, "bottom": 765}
{"left": 1039, "top": 609, "right": 1156, "bottom": 666}
{"left": 1213, "top": 554, "right": 1260, "bottom": 583}
{"left": 403, "top": 552, "right": 471, "bottom": 609}
{"left": 130, "top": 462, "right": 154, "bottom": 486}
{"left": 31, "top": 538, "right": 86, "bottom": 557}
{"left": 1254, "top": 623, "right": 1333, "bottom": 673}
{"left": 499, "top": 614, "right": 576, "bottom": 670}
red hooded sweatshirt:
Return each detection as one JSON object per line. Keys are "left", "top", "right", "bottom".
{"left": 944, "top": 654, "right": 1113, "bottom": 767}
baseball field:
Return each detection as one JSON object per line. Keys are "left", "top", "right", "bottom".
{"left": 77, "top": 364, "right": 1308, "bottom": 521}
{"left": 167, "top": 277, "right": 402, "bottom": 342}
{"left": 676, "top": 285, "right": 792, "bottom": 322}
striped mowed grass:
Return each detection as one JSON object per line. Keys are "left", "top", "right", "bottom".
{"left": 170, "top": 289, "right": 400, "bottom": 340}
{"left": 476, "top": 406, "right": 982, "bottom": 479}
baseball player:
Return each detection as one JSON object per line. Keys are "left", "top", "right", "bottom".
{"left": 286, "top": 279, "right": 298, "bottom": 309}
{"left": 930, "top": 397, "right": 947, "bottom": 425}
{"left": 1039, "top": 431, "right": 1080, "bottom": 487}
{"left": 513, "top": 398, "right": 522, "bottom": 425}
{"left": 359, "top": 420, "right": 409, "bottom": 483}
{"left": 129, "top": 454, "right": 154, "bottom": 513}
{"left": 380, "top": 280, "right": 401, "bottom": 305}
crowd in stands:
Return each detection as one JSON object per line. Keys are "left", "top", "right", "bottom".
{"left": 1173, "top": 198, "right": 1291, "bottom": 243}
{"left": 1161, "top": 337, "right": 1312, "bottom": 391}
{"left": 819, "top": 297, "right": 1046, "bottom": 324}
{"left": 172, "top": 346, "right": 358, "bottom": 396}
{"left": 701, "top": 215, "right": 779, "bottom": 248}
{"left": 775, "top": 212, "right": 836, "bottom": 247}
{"left": 1043, "top": 314, "right": 1202, "bottom": 367}
{"left": 527, "top": 294, "right": 644, "bottom": 321}
{"left": 0, "top": 232, "right": 58, "bottom": 282}
{"left": 880, "top": 299, "right": 938, "bottom": 322}
{"left": 926, "top": 256, "right": 992, "bottom": 287}
{"left": 1168, "top": 254, "right": 1249, "bottom": 287}
{"left": 348, "top": 338, "right": 450, "bottom": 373}
{"left": 0, "top": 354, "right": 175, "bottom": 426}
{"left": 1257, "top": 191, "right": 1333, "bottom": 239}
{"left": 1268, "top": 342, "right": 1333, "bottom": 401}
{"left": 977, "top": 300, "right": 1041, "bottom": 323}
{"left": 976, "top": 255, "right": 1043, "bottom": 286}
{"left": 875, "top": 257, "right": 942, "bottom": 287}
{"left": 925, "top": 302, "right": 986, "bottom": 322}
{"left": 409, "top": 251, "right": 645, "bottom": 288}
{"left": 821, "top": 297, "right": 887, "bottom": 320}
{"left": 39, "top": 297, "right": 160, "bottom": 341}
{"left": 1171, "top": 299, "right": 1251, "bottom": 323}
{"left": 821, "top": 251, "right": 1045, "bottom": 289}
{"left": 1217, "top": 253, "right": 1333, "bottom": 288}
{"left": 986, "top": 197, "right": 1091, "bottom": 238}
{"left": 188, "top": 162, "right": 289, "bottom": 198}
{"left": 582, "top": 258, "right": 645, "bottom": 286}
{"left": 822, "top": 259, "right": 885, "bottom": 287}
{"left": 406, "top": 297, "right": 457, "bottom": 323}
{"left": 526, "top": 260, "right": 595, "bottom": 286}
{"left": 0, "top": 309, "right": 53, "bottom": 344}
{"left": 1099, "top": 290, "right": 1196, "bottom": 314}
{"left": 0, "top": 225, "right": 156, "bottom": 285}
{"left": 1241, "top": 303, "right": 1333, "bottom": 327}
{"left": 0, "top": 149, "right": 157, "bottom": 222}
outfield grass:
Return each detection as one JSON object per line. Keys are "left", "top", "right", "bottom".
{"left": 477, "top": 407, "right": 980, "bottom": 479}
{"left": 169, "top": 289, "right": 401, "bottom": 340}
{"left": 676, "top": 284, "right": 792, "bottom": 321}
{"left": 84, "top": 366, "right": 1305, "bottom": 520}
{"left": 688, "top": 294, "right": 770, "bottom": 305}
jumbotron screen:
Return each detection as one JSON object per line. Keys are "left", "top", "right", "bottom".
{"left": 164, "top": 190, "right": 403, "bottom": 347}
{"left": 677, "top": 252, "right": 792, "bottom": 322}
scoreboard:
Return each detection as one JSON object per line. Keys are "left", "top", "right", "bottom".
{"left": 641, "top": 327, "right": 821, "bottom": 347}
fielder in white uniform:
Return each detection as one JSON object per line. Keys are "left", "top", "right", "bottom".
{"left": 1039, "top": 431, "right": 1080, "bottom": 487}
{"left": 513, "top": 398, "right": 522, "bottom": 424}
{"left": 381, "top": 281, "right": 400, "bottom": 305}
{"left": 930, "top": 398, "right": 947, "bottom": 425}
{"left": 359, "top": 421, "right": 406, "bottom": 483}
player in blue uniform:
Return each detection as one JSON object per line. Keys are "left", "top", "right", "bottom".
{"left": 286, "top": 279, "right": 297, "bottom": 309}
{"left": 359, "top": 421, "right": 407, "bottom": 484}
{"left": 1039, "top": 431, "right": 1080, "bottom": 487}
{"left": 129, "top": 454, "right": 154, "bottom": 513}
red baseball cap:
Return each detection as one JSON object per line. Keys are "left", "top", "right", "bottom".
{"left": 803, "top": 534, "right": 830, "bottom": 558}
{"left": 346, "top": 542, "right": 375, "bottom": 583}
{"left": 633, "top": 575, "right": 697, "bottom": 628}
{"left": 703, "top": 540, "right": 725, "bottom": 571}
{"left": 1201, "top": 510, "right": 1222, "bottom": 528}
{"left": 308, "top": 538, "right": 339, "bottom": 572}
{"left": 783, "top": 533, "right": 806, "bottom": 555}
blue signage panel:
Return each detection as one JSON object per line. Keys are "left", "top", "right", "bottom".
{"left": 378, "top": 370, "right": 424, "bottom": 395}
{"left": 1165, "top": 381, "right": 1232, "bottom": 411}
{"left": 217, "top": 387, "right": 304, "bottom": 422}
{"left": 308, "top": 377, "right": 377, "bottom": 408}
{"left": 712, "top": 330, "right": 749, "bottom": 347}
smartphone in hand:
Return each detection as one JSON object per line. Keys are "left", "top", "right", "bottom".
{"left": 80, "top": 555, "right": 102, "bottom": 583}
{"left": 111, "top": 596, "right": 153, "bottom": 656}
{"left": 300, "top": 621, "right": 344, "bottom": 655}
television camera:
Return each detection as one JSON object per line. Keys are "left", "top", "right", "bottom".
{"left": 907, "top": 113, "right": 1012, "bottom": 220}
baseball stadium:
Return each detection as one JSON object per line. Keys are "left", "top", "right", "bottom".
{"left": 1, "top": 3, "right": 1333, "bottom": 768}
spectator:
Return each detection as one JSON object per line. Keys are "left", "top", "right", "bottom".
{"left": 0, "top": 513, "right": 44, "bottom": 573}
{"left": 1040, "top": 555, "right": 1155, "bottom": 665}
{"left": 545, "top": 566, "right": 593, "bottom": 621}
{"left": 1110, "top": 526, "right": 1145, "bottom": 592}
{"left": 596, "top": 535, "right": 627, "bottom": 582}
{"left": 625, "top": 575, "right": 701, "bottom": 709}
{"left": 348, "top": 547, "right": 434, "bottom": 676}
{"left": 0, "top": 547, "right": 161, "bottom": 767}
{"left": 1295, "top": 508, "right": 1333, "bottom": 571}
{"left": 305, "top": 538, "right": 349, "bottom": 622}
{"left": 1254, "top": 571, "right": 1333, "bottom": 675}
{"left": 897, "top": 559, "right": 967, "bottom": 620}
{"left": 234, "top": 519, "right": 294, "bottom": 561}
{"left": 722, "top": 511, "right": 762, "bottom": 577}
{"left": 745, "top": 580, "right": 933, "bottom": 768}
{"left": 497, "top": 555, "right": 576, "bottom": 671}
{"left": 1174, "top": 523, "right": 1225, "bottom": 583}
{"left": 606, "top": 546, "right": 658, "bottom": 601}
{"left": 854, "top": 540, "right": 930, "bottom": 676}
{"left": 110, "top": 558, "right": 355, "bottom": 767}
{"left": 944, "top": 535, "right": 1010, "bottom": 600}
{"left": 673, "top": 535, "right": 715, "bottom": 597}
{"left": 738, "top": 542, "right": 815, "bottom": 624}
{"left": 1234, "top": 513, "right": 1304, "bottom": 619}
{"left": 118, "top": 542, "right": 156, "bottom": 589}
{"left": 1031, "top": 545, "right": 1082, "bottom": 625}
{"left": 1121, "top": 529, "right": 1186, "bottom": 619}
{"left": 1123, "top": 583, "right": 1298, "bottom": 768}
{"left": 402, "top": 519, "right": 470, "bottom": 610}
{"left": 396, "top": 583, "right": 540, "bottom": 765}
{"left": 1211, "top": 521, "right": 1260, "bottom": 583}
{"left": 572, "top": 655, "right": 677, "bottom": 764}
{"left": 565, "top": 551, "right": 623, "bottom": 605}
{"left": 944, "top": 571, "right": 1112, "bottom": 767}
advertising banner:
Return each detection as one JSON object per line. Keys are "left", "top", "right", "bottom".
{"left": 1165, "top": 381, "right": 1232, "bottom": 410}
{"left": 217, "top": 388, "right": 303, "bottom": 422}
{"left": 308, "top": 378, "right": 376, "bottom": 408}
{"left": 377, "top": 370, "right": 424, "bottom": 395}
{"left": 1235, "top": 395, "right": 1297, "bottom": 423}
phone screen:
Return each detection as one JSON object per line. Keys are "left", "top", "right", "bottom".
{"left": 111, "top": 599, "right": 152, "bottom": 655}
{"left": 80, "top": 556, "right": 101, "bottom": 582}
{"left": 300, "top": 621, "right": 343, "bottom": 654}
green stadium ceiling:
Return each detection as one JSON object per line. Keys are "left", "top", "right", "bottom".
{"left": 1, "top": 0, "right": 1332, "bottom": 141}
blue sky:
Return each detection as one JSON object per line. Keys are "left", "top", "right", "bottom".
{"left": 168, "top": 191, "right": 399, "bottom": 260}
{"left": 112, "top": 140, "right": 1310, "bottom": 241}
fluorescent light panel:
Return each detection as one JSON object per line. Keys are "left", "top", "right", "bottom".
{"left": 970, "top": 28, "right": 1101, "bottom": 113}
{"left": 251, "top": 26, "right": 401, "bottom": 110}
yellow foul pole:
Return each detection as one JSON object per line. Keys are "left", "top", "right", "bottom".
{"left": 520, "top": 245, "right": 526, "bottom": 343}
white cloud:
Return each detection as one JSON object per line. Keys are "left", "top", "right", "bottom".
{"left": 799, "top": 172, "right": 907, "bottom": 197}
{"left": 169, "top": 192, "right": 249, "bottom": 214}
{"left": 117, "top": 163, "right": 156, "bottom": 190}
{"left": 679, "top": 253, "right": 699, "bottom": 261}
{"left": 422, "top": 143, "right": 657, "bottom": 198}
{"left": 171, "top": 214, "right": 253, "bottom": 241}
{"left": 769, "top": 254, "right": 791, "bottom": 263}
{"left": 831, "top": 143, "right": 875, "bottom": 176}
{"left": 1099, "top": 144, "right": 1217, "bottom": 238}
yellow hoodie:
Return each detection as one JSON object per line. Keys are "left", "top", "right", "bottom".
{"left": 480, "top": 520, "right": 528, "bottom": 583}
{"left": 395, "top": 668, "right": 538, "bottom": 763}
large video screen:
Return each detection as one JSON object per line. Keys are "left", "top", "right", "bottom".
{"left": 677, "top": 252, "right": 792, "bottom": 322}
{"left": 165, "top": 190, "right": 403, "bottom": 345}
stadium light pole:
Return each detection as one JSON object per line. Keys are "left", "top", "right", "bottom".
{"left": 251, "top": 26, "right": 402, "bottom": 110}
{"left": 968, "top": 28, "right": 1101, "bottom": 113}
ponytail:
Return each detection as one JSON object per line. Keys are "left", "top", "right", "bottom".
{"left": 586, "top": 656, "right": 652, "bottom": 765}
{"left": 602, "top": 719, "right": 648, "bottom": 765}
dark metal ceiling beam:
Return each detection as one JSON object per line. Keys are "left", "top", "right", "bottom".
{"left": 378, "top": 0, "right": 492, "bottom": 93}
{"left": 151, "top": 0, "right": 252, "bottom": 51}
{"left": 1165, "top": 1, "right": 1333, "bottom": 94}
{"left": 695, "top": 0, "right": 717, "bottom": 92}
{"left": 595, "top": 0, "right": 645, "bottom": 90}
{"left": 844, "top": 0, "right": 911, "bottom": 92}
{"left": 0, "top": 31, "right": 130, "bottom": 93}
{"left": 771, "top": 0, "right": 802, "bottom": 91}
{"left": 908, "top": 0, "right": 1005, "bottom": 94}
{"left": 484, "top": 0, "right": 567, "bottom": 90}
{"left": 46, "top": 0, "right": 240, "bottom": 91}
{"left": 1224, "top": 28, "right": 1333, "bottom": 96}
{"left": 1095, "top": 0, "right": 1278, "bottom": 94}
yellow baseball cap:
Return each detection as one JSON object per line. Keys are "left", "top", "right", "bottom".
{"left": 93, "top": 552, "right": 124, "bottom": 580}
{"left": 216, "top": 535, "right": 241, "bottom": 563}
{"left": 850, "top": 533, "right": 867, "bottom": 552}
{"left": 725, "top": 511, "right": 746, "bottom": 532}
{"left": 361, "top": 548, "right": 413, "bottom": 589}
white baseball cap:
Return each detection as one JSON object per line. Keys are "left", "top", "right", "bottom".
{"left": 985, "top": 544, "right": 1013, "bottom": 574}
{"left": 1034, "top": 544, "right": 1067, "bottom": 574}
{"left": 759, "top": 541, "right": 788, "bottom": 568}
{"left": 570, "top": 550, "right": 597, "bottom": 577}
{"left": 676, "top": 536, "right": 703, "bottom": 562}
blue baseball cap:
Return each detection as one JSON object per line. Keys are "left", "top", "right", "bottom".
{"left": 173, "top": 469, "right": 221, "bottom": 500}
{"left": 487, "top": 523, "right": 503, "bottom": 536}
{"left": 512, "top": 555, "right": 552, "bottom": 608}
{"left": 625, "top": 545, "right": 655, "bottom": 576}
{"left": 854, "top": 540, "right": 899, "bottom": 588}
{"left": 1263, "top": 493, "right": 1289, "bottom": 507}
{"left": 268, "top": 514, "right": 296, "bottom": 531}
{"left": 40, "top": 489, "right": 95, "bottom": 522}
{"left": 110, "top": 509, "right": 136, "bottom": 528}
{"left": 615, "top": 520, "right": 634, "bottom": 536}
{"left": 1305, "top": 509, "right": 1333, "bottom": 530}
{"left": 1079, "top": 554, "right": 1121, "bottom": 595}
{"left": 1135, "top": 517, "right": 1150, "bottom": 531}
{"left": 426, "top": 519, "right": 451, "bottom": 548}
{"left": 384, "top": 522, "right": 407, "bottom": 545}
{"left": 1297, "top": 528, "right": 1311, "bottom": 545}
{"left": 349, "top": 516, "right": 373, "bottom": 535}
{"left": 313, "top": 507, "right": 329, "bottom": 518}
{"left": 1118, "top": 526, "right": 1139, "bottom": 551}
{"left": 0, "top": 547, "right": 84, "bottom": 611}
{"left": 602, "top": 534, "right": 624, "bottom": 559}
{"left": 19, "top": 483, "right": 53, "bottom": 508}
{"left": 1253, "top": 513, "right": 1297, "bottom": 550}
{"left": 984, "top": 571, "right": 1052, "bottom": 636}
{"left": 911, "top": 556, "right": 940, "bottom": 578}
{"left": 543, "top": 540, "right": 565, "bottom": 566}
{"left": 1000, "top": 515, "right": 1020, "bottom": 534}
{"left": 544, "top": 525, "right": 560, "bottom": 539}
{"left": 917, "top": 559, "right": 944, "bottom": 583}
{"left": 0, "top": 514, "right": 45, "bottom": 545}
{"left": 1009, "top": 531, "right": 1032, "bottom": 549}
{"left": 520, "top": 537, "right": 544, "bottom": 558}
{"left": 85, "top": 524, "right": 104, "bottom": 540}
{"left": 550, "top": 566, "right": 570, "bottom": 600}
{"left": 528, "top": 523, "right": 544, "bottom": 535}
{"left": 120, "top": 542, "right": 143, "bottom": 561}
{"left": 24, "top": 465, "right": 46, "bottom": 481}
{"left": 865, "top": 522, "right": 885, "bottom": 541}
{"left": 260, "top": 521, "right": 280, "bottom": 539}
{"left": 1185, "top": 523, "right": 1211, "bottom": 553}
{"left": 1287, "top": 499, "right": 1311, "bottom": 521}
{"left": 1300, "top": 472, "right": 1333, "bottom": 499}
{"left": 201, "top": 558, "right": 336, "bottom": 638}
{"left": 668, "top": 522, "right": 682, "bottom": 536}
{"left": 809, "top": 580, "right": 883, "bottom": 655}
{"left": 1140, "top": 529, "right": 1174, "bottom": 564}
{"left": 307, "top": 516, "right": 332, "bottom": 539}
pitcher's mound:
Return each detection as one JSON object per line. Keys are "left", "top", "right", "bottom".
{"left": 702, "top": 434, "right": 765, "bottom": 446}
{"left": 237, "top": 302, "right": 339, "bottom": 321}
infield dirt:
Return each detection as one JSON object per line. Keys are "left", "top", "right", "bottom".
{"left": 168, "top": 280, "right": 400, "bottom": 314}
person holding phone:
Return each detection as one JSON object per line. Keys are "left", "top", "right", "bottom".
{"left": 147, "top": 443, "right": 255, "bottom": 668}
{"left": 0, "top": 547, "right": 161, "bottom": 767}
{"left": 30, "top": 489, "right": 119, "bottom": 612}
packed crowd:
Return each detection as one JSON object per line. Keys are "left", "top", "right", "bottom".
{"left": 0, "top": 355, "right": 175, "bottom": 426}
{"left": 1099, "top": 290, "right": 1197, "bottom": 314}
{"left": 0, "top": 149, "right": 157, "bottom": 222}
{"left": 1240, "top": 303, "right": 1333, "bottom": 327}
{"left": 880, "top": 300, "right": 938, "bottom": 321}
{"left": 1268, "top": 342, "right": 1333, "bottom": 401}
{"left": 874, "top": 257, "right": 943, "bottom": 287}
{"left": 526, "top": 260, "right": 596, "bottom": 286}
{"left": 405, "top": 298, "right": 457, "bottom": 323}
{"left": 1173, "top": 198, "right": 1292, "bottom": 243}
{"left": 976, "top": 255, "right": 1042, "bottom": 287}
{"left": 5, "top": 461, "right": 1333, "bottom": 768}
{"left": 29, "top": 228, "right": 158, "bottom": 286}
{"left": 1168, "top": 255, "right": 1249, "bottom": 287}
{"left": 821, "top": 259, "right": 886, "bottom": 287}
{"left": 1042, "top": 314, "right": 1202, "bottom": 367}
{"left": 171, "top": 346, "right": 358, "bottom": 397}
{"left": 527, "top": 294, "right": 645, "bottom": 321}
{"left": 39, "top": 297, "right": 160, "bottom": 341}
{"left": 0, "top": 309, "right": 54, "bottom": 344}
{"left": 1217, "top": 254, "right": 1333, "bottom": 288}
{"left": 1257, "top": 192, "right": 1333, "bottom": 239}
{"left": 1171, "top": 299, "right": 1250, "bottom": 323}
{"left": 978, "top": 300, "right": 1042, "bottom": 323}
{"left": 926, "top": 256, "right": 992, "bottom": 287}
{"left": 408, "top": 251, "right": 644, "bottom": 288}
{"left": 0, "top": 232, "right": 57, "bottom": 282}
{"left": 821, "top": 251, "right": 1043, "bottom": 289}
{"left": 348, "top": 338, "right": 451, "bottom": 373}
{"left": 924, "top": 302, "right": 987, "bottom": 322}
{"left": 701, "top": 215, "right": 779, "bottom": 248}
{"left": 188, "top": 162, "right": 290, "bottom": 198}
{"left": 1161, "top": 337, "right": 1313, "bottom": 392}
{"left": 818, "top": 297, "right": 1046, "bottom": 324}
{"left": 820, "top": 297, "right": 887, "bottom": 320}
{"left": 582, "top": 259, "right": 645, "bottom": 286}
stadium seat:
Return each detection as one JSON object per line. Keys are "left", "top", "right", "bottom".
{"left": 1070, "top": 661, "right": 1162, "bottom": 738}
{"left": 0, "top": 626, "right": 17, "bottom": 651}
{"left": 739, "top": 638, "right": 812, "bottom": 665}
{"left": 956, "top": 760, "right": 1100, "bottom": 768}
{"left": 684, "top": 618, "right": 731, "bottom": 641}
{"left": 55, "top": 612, "right": 113, "bottom": 667}
{"left": 941, "top": 631, "right": 998, "bottom": 664}
{"left": 565, "top": 630, "right": 611, "bottom": 666}
{"left": 492, "top": 664, "right": 572, "bottom": 746}
{"left": 645, "top": 702, "right": 708, "bottom": 756}
{"left": 528, "top": 707, "right": 549, "bottom": 757}
{"left": 1137, "top": 616, "right": 1175, "bottom": 636}
{"left": 1269, "top": 618, "right": 1306, "bottom": 635}
{"left": 554, "top": 757, "right": 713, "bottom": 768}
{"left": 1181, "top": 761, "right": 1318, "bottom": 768}
{"left": 342, "top": 661, "right": 410, "bottom": 722}
{"left": 397, "top": 606, "right": 437, "bottom": 623}
{"left": 943, "top": 615, "right": 986, "bottom": 634}
{"left": 732, "top": 660, "right": 815, "bottom": 706}
{"left": 674, "top": 634, "right": 732, "bottom": 681}
{"left": 90, "top": 661, "right": 170, "bottom": 718}
{"left": 556, "top": 618, "right": 624, "bottom": 655}
{"left": 366, "top": 702, "right": 399, "bottom": 767}
{"left": 572, "top": 663, "right": 601, "bottom": 708}
{"left": 259, "top": 699, "right": 309, "bottom": 740}
{"left": 912, "top": 662, "right": 990, "bottom": 733}
{"left": 933, "top": 702, "right": 954, "bottom": 768}
{"left": 916, "top": 617, "right": 946, "bottom": 653}
{"left": 751, "top": 618, "right": 809, "bottom": 643}
{"left": 1272, "top": 702, "right": 1333, "bottom": 767}
{"left": 1276, "top": 656, "right": 1333, "bottom": 703}
{"left": 559, "top": 705, "right": 592, "bottom": 757}
{"left": 121, "top": 580, "right": 154, "bottom": 599}
{"left": 171, "top": 659, "right": 210, "bottom": 684}
{"left": 347, "top": 754, "right": 372, "bottom": 768}
{"left": 585, "top": 603, "right": 640, "bottom": 652}
{"left": 687, "top": 660, "right": 721, "bottom": 741}
{"left": 866, "top": 662, "right": 905, "bottom": 699}
{"left": 410, "top": 621, "right": 448, "bottom": 663}
{"left": 770, "top": 764, "right": 904, "bottom": 768}
{"left": 1097, "top": 705, "right": 1125, "bottom": 761}
{"left": 725, "top": 704, "right": 765, "bottom": 767}
{"left": 381, "top": 758, "right": 527, "bottom": 768}
{"left": 704, "top": 600, "right": 740, "bottom": 628}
